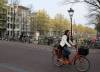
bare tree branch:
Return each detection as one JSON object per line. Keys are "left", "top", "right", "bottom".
{"left": 84, "top": 0, "right": 100, "bottom": 9}
{"left": 62, "top": 0, "right": 84, "bottom": 5}
{"left": 97, "top": 0, "right": 100, "bottom": 5}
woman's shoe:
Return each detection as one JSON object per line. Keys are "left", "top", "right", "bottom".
{"left": 58, "top": 58, "right": 64, "bottom": 64}
{"left": 63, "top": 59, "right": 70, "bottom": 64}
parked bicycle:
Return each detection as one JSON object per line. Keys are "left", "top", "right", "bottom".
{"left": 52, "top": 44, "right": 90, "bottom": 72}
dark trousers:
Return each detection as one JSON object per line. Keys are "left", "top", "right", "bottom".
{"left": 58, "top": 45, "right": 71, "bottom": 59}
{"left": 63, "top": 47, "right": 71, "bottom": 59}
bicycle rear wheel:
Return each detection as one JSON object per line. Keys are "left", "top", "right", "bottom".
{"left": 74, "top": 56, "right": 90, "bottom": 72}
{"left": 52, "top": 49, "right": 63, "bottom": 66}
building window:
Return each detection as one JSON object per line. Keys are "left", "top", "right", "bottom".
{"left": 9, "top": 31, "right": 11, "bottom": 36}
{"left": 11, "top": 17, "right": 13, "bottom": 22}
{"left": 7, "top": 23, "right": 10, "bottom": 28}
{"left": 10, "top": 24, "right": 13, "bottom": 29}
{"left": 11, "top": 31, "right": 13, "bottom": 36}
{"left": 7, "top": 17, "right": 10, "bottom": 21}
{"left": 7, "top": 31, "right": 9, "bottom": 36}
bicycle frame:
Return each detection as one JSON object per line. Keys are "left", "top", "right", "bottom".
{"left": 52, "top": 44, "right": 90, "bottom": 72}
{"left": 53, "top": 44, "right": 89, "bottom": 65}
{"left": 70, "top": 49, "right": 80, "bottom": 65}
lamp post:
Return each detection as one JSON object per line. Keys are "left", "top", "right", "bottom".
{"left": 68, "top": 8, "right": 74, "bottom": 41}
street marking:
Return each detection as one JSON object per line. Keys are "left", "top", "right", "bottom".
{"left": 0, "top": 63, "right": 28, "bottom": 72}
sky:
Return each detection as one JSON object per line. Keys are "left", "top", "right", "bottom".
{"left": 8, "top": 0, "right": 94, "bottom": 28}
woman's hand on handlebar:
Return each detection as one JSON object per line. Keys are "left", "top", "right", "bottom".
{"left": 72, "top": 44, "right": 77, "bottom": 48}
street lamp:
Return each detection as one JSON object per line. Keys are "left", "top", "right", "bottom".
{"left": 68, "top": 8, "right": 74, "bottom": 41}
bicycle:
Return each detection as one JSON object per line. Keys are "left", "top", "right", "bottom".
{"left": 52, "top": 44, "right": 90, "bottom": 72}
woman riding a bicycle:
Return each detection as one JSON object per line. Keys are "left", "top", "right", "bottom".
{"left": 52, "top": 30, "right": 90, "bottom": 72}
{"left": 58, "top": 30, "right": 75, "bottom": 64}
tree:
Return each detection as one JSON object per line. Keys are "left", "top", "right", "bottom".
{"left": 31, "top": 9, "right": 50, "bottom": 36}
{"left": 53, "top": 14, "right": 70, "bottom": 36}
{"left": 63, "top": 0, "right": 100, "bottom": 32}
{"left": 0, "top": 0, "right": 6, "bottom": 6}
{"left": 85, "top": 0, "right": 100, "bottom": 32}
{"left": 73, "top": 24, "right": 96, "bottom": 39}
{"left": 31, "top": 8, "right": 96, "bottom": 38}
{"left": 0, "top": 0, "right": 7, "bottom": 37}
{"left": 31, "top": 12, "right": 71, "bottom": 37}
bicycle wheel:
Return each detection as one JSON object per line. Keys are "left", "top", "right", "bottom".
{"left": 74, "top": 56, "right": 90, "bottom": 72}
{"left": 52, "top": 49, "right": 63, "bottom": 66}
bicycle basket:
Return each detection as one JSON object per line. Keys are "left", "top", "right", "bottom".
{"left": 78, "top": 46, "right": 89, "bottom": 56}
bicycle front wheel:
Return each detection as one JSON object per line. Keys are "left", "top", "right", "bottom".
{"left": 74, "top": 56, "right": 90, "bottom": 72}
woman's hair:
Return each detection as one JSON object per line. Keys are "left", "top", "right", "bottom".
{"left": 64, "top": 30, "right": 70, "bottom": 35}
